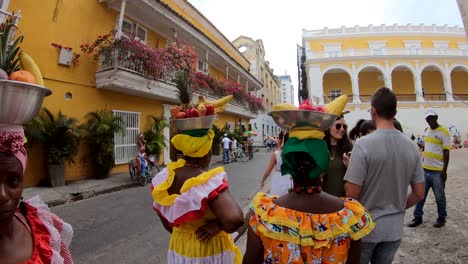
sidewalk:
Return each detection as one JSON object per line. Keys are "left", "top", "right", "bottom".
{"left": 23, "top": 154, "right": 225, "bottom": 207}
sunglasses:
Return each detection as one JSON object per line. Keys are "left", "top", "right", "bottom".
{"left": 335, "top": 123, "right": 348, "bottom": 130}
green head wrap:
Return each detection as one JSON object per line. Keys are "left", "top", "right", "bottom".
{"left": 281, "top": 137, "right": 329, "bottom": 180}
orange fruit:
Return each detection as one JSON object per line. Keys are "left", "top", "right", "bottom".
{"left": 9, "top": 70, "right": 37, "bottom": 84}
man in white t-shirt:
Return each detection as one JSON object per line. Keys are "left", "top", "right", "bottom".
{"left": 222, "top": 134, "right": 231, "bottom": 164}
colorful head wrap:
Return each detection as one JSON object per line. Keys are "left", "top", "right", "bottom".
{"left": 0, "top": 124, "right": 27, "bottom": 173}
{"left": 171, "top": 129, "right": 214, "bottom": 158}
{"left": 277, "top": 95, "right": 348, "bottom": 180}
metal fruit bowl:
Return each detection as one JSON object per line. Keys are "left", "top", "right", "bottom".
{"left": 0, "top": 80, "right": 52, "bottom": 125}
{"left": 269, "top": 110, "right": 338, "bottom": 131}
{"left": 173, "top": 115, "right": 217, "bottom": 131}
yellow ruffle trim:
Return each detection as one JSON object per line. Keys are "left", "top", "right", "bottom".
{"left": 251, "top": 193, "right": 375, "bottom": 248}
{"left": 152, "top": 158, "right": 225, "bottom": 206}
{"left": 169, "top": 228, "right": 242, "bottom": 263}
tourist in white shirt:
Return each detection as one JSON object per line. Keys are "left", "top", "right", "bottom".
{"left": 222, "top": 134, "right": 231, "bottom": 164}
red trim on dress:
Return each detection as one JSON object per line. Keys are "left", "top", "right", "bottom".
{"left": 153, "top": 180, "right": 228, "bottom": 227}
{"left": 21, "top": 203, "right": 53, "bottom": 264}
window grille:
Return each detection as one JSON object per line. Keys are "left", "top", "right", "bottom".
{"left": 113, "top": 110, "right": 140, "bottom": 164}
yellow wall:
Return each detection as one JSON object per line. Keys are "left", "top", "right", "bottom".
{"left": 421, "top": 70, "right": 444, "bottom": 94}
{"left": 392, "top": 70, "right": 415, "bottom": 95}
{"left": 358, "top": 71, "right": 385, "bottom": 96}
{"left": 162, "top": 0, "right": 248, "bottom": 69}
{"left": 309, "top": 36, "right": 466, "bottom": 51}
{"left": 323, "top": 72, "right": 352, "bottom": 96}
{"left": 451, "top": 70, "right": 468, "bottom": 95}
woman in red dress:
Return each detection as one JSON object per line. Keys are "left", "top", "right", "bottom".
{"left": 0, "top": 124, "right": 73, "bottom": 264}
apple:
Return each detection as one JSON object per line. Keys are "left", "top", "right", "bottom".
{"left": 185, "top": 108, "right": 192, "bottom": 118}
{"left": 190, "top": 108, "right": 200, "bottom": 118}
{"left": 205, "top": 104, "right": 214, "bottom": 115}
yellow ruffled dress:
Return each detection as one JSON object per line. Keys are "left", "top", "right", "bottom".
{"left": 250, "top": 193, "right": 375, "bottom": 264}
{"left": 151, "top": 159, "right": 242, "bottom": 263}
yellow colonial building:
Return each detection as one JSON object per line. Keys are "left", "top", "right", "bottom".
{"left": 5, "top": 0, "right": 262, "bottom": 186}
{"left": 302, "top": 24, "right": 468, "bottom": 139}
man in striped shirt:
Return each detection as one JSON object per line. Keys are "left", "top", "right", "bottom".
{"left": 408, "top": 109, "right": 450, "bottom": 228}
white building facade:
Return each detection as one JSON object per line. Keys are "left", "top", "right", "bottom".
{"left": 278, "top": 75, "right": 295, "bottom": 104}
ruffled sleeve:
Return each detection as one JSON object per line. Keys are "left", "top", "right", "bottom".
{"left": 249, "top": 193, "right": 374, "bottom": 249}
{"left": 23, "top": 196, "right": 74, "bottom": 264}
{"left": 151, "top": 160, "right": 228, "bottom": 226}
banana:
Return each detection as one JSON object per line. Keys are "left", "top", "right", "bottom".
{"left": 19, "top": 51, "right": 45, "bottom": 87}
{"left": 272, "top": 103, "right": 297, "bottom": 111}
{"left": 205, "top": 95, "right": 233, "bottom": 108}
{"left": 214, "top": 105, "right": 227, "bottom": 114}
{"left": 324, "top": 95, "right": 348, "bottom": 116}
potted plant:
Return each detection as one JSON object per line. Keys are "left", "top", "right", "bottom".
{"left": 82, "top": 110, "right": 125, "bottom": 179}
{"left": 24, "top": 108, "right": 81, "bottom": 187}
{"left": 211, "top": 124, "right": 228, "bottom": 156}
{"left": 144, "top": 115, "right": 169, "bottom": 162}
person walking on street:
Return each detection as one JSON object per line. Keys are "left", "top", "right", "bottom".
{"left": 231, "top": 137, "right": 238, "bottom": 161}
{"left": 247, "top": 135, "right": 254, "bottom": 160}
{"left": 259, "top": 131, "right": 291, "bottom": 195}
{"left": 222, "top": 134, "right": 231, "bottom": 164}
{"left": 344, "top": 87, "right": 425, "bottom": 264}
{"left": 408, "top": 109, "right": 450, "bottom": 228}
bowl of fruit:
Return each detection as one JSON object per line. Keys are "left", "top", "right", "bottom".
{"left": 0, "top": 16, "right": 52, "bottom": 124}
{"left": 171, "top": 95, "right": 233, "bottom": 131}
{"left": 268, "top": 99, "right": 340, "bottom": 131}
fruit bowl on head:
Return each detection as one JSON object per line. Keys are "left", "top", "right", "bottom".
{"left": 268, "top": 110, "right": 338, "bottom": 131}
{"left": 0, "top": 80, "right": 52, "bottom": 125}
{"left": 173, "top": 115, "right": 217, "bottom": 131}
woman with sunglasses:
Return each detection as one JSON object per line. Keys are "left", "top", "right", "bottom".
{"left": 323, "top": 116, "right": 353, "bottom": 197}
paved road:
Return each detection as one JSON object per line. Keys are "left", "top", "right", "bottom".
{"left": 52, "top": 151, "right": 271, "bottom": 264}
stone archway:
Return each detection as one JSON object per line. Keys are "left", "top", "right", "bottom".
{"left": 322, "top": 67, "right": 352, "bottom": 103}
{"left": 391, "top": 65, "right": 416, "bottom": 101}
{"left": 420, "top": 64, "right": 445, "bottom": 101}
{"left": 450, "top": 65, "right": 468, "bottom": 100}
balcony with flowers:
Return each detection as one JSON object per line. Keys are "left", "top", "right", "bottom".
{"left": 84, "top": 33, "right": 263, "bottom": 117}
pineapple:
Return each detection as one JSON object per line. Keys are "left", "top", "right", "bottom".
{"left": 0, "top": 14, "right": 23, "bottom": 76}
{"left": 174, "top": 70, "right": 192, "bottom": 108}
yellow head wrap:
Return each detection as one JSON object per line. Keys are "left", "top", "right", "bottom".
{"left": 171, "top": 129, "right": 214, "bottom": 158}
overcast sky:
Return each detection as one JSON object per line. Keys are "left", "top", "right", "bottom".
{"left": 188, "top": 0, "right": 464, "bottom": 104}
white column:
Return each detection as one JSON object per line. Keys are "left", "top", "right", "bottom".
{"left": 415, "top": 62, "right": 424, "bottom": 102}
{"left": 384, "top": 62, "right": 392, "bottom": 90}
{"left": 444, "top": 63, "right": 454, "bottom": 101}
{"left": 308, "top": 65, "right": 324, "bottom": 104}
{"left": 384, "top": 76, "right": 392, "bottom": 90}
{"left": 351, "top": 64, "right": 360, "bottom": 103}
{"left": 351, "top": 76, "right": 361, "bottom": 103}
{"left": 444, "top": 76, "right": 454, "bottom": 101}
{"left": 162, "top": 104, "right": 172, "bottom": 165}
{"left": 115, "top": 0, "right": 127, "bottom": 38}
{"left": 414, "top": 76, "right": 424, "bottom": 102}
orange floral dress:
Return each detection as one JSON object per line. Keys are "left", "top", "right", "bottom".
{"left": 249, "top": 193, "right": 374, "bottom": 264}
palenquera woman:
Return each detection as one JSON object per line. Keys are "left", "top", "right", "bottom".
{"left": 243, "top": 96, "right": 375, "bottom": 264}
{"left": 0, "top": 86, "right": 74, "bottom": 263}
{"left": 151, "top": 97, "right": 244, "bottom": 263}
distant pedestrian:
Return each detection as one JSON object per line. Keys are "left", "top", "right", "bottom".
{"left": 408, "top": 109, "right": 450, "bottom": 228}
{"left": 222, "top": 134, "right": 231, "bottom": 164}
{"left": 247, "top": 135, "right": 254, "bottom": 160}
{"left": 349, "top": 119, "right": 375, "bottom": 141}
{"left": 344, "top": 87, "right": 425, "bottom": 264}
{"left": 259, "top": 131, "right": 291, "bottom": 195}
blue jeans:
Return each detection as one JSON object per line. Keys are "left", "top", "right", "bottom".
{"left": 360, "top": 240, "right": 401, "bottom": 264}
{"left": 413, "top": 169, "right": 447, "bottom": 220}
{"left": 223, "top": 149, "right": 229, "bottom": 164}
